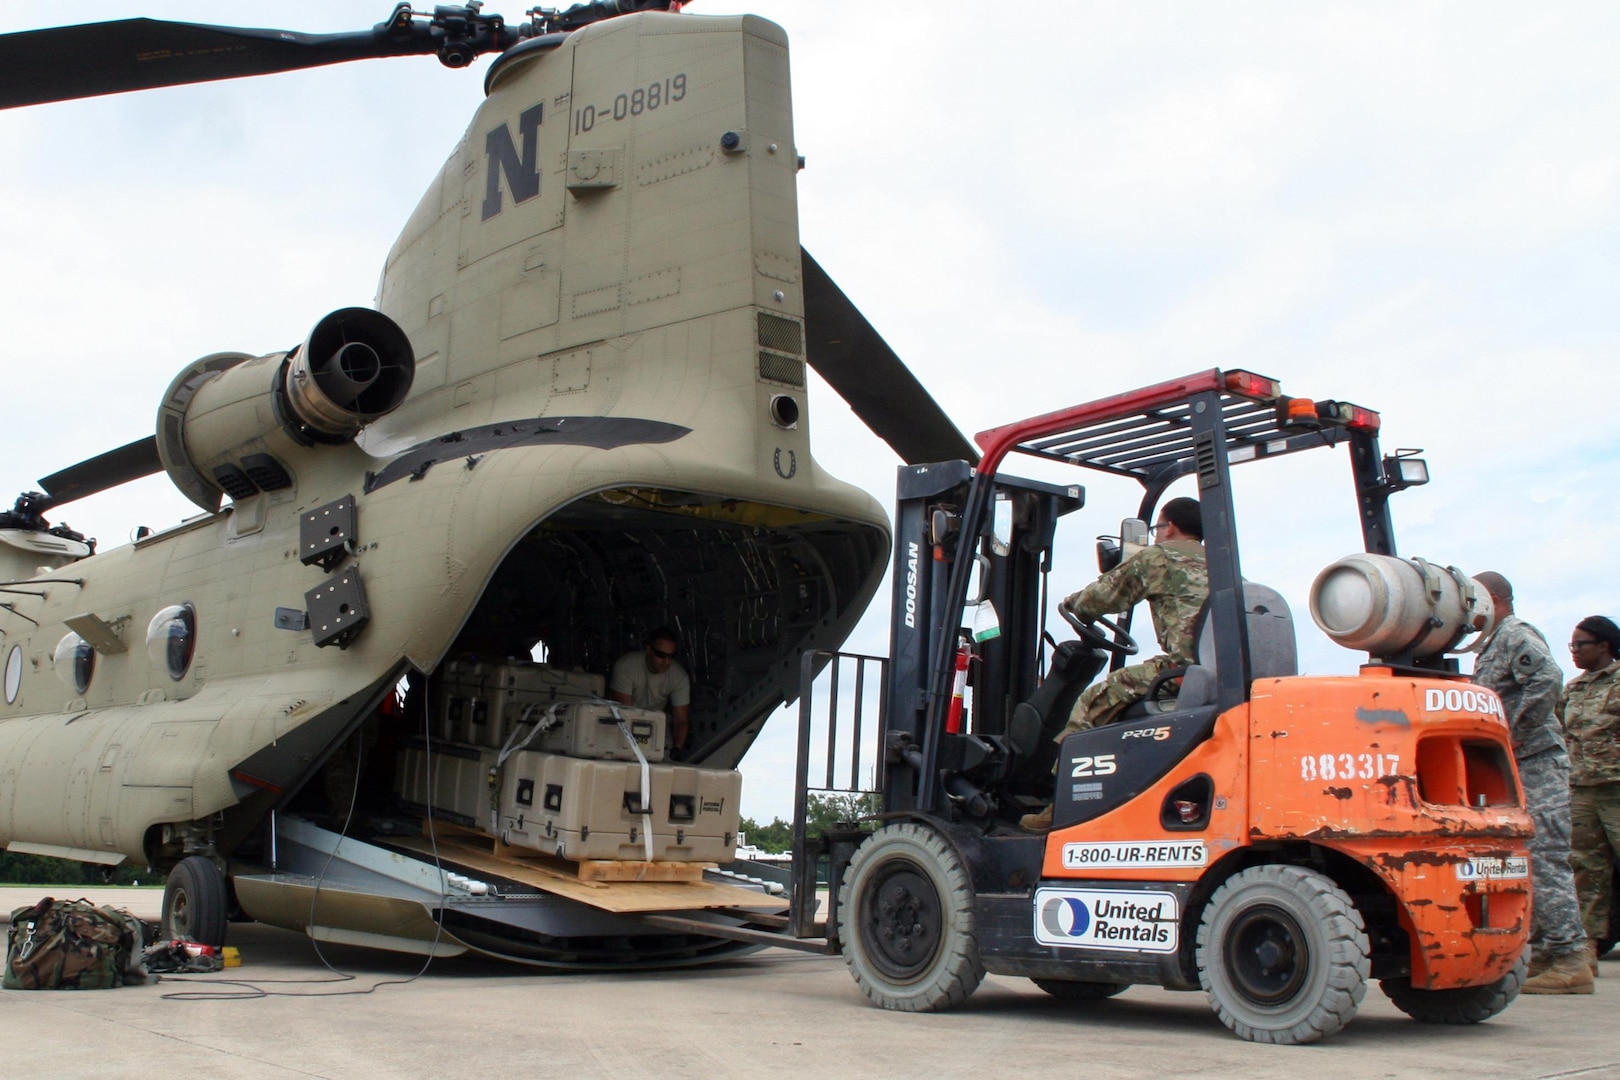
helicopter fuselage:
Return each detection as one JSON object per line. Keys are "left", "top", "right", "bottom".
{"left": 0, "top": 13, "right": 889, "bottom": 894}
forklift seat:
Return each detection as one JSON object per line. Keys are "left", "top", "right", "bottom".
{"left": 1145, "top": 581, "right": 1297, "bottom": 712}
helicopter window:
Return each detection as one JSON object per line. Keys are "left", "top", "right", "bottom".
{"left": 146, "top": 605, "right": 197, "bottom": 681}
{"left": 53, "top": 633, "right": 95, "bottom": 694}
{"left": 3, "top": 645, "right": 20, "bottom": 704}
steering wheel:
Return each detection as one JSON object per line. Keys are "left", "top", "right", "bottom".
{"left": 1060, "top": 607, "right": 1140, "bottom": 657}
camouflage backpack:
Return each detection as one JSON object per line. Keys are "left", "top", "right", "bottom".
{"left": 3, "top": 897, "right": 148, "bottom": 990}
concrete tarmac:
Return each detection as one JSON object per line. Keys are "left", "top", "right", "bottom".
{"left": 1, "top": 887, "right": 1616, "bottom": 1080}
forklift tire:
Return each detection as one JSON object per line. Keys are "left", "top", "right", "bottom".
{"left": 1379, "top": 951, "right": 1525, "bottom": 1024}
{"left": 838, "top": 822, "right": 985, "bottom": 1012}
{"left": 1031, "top": 977, "right": 1129, "bottom": 1001}
{"left": 161, "top": 855, "right": 229, "bottom": 948}
{"left": 1196, "top": 864, "right": 1369, "bottom": 1045}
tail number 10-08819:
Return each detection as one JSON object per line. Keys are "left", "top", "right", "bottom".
{"left": 1072, "top": 754, "right": 1118, "bottom": 778}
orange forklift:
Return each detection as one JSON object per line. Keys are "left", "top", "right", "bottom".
{"left": 783, "top": 368, "right": 1532, "bottom": 1044}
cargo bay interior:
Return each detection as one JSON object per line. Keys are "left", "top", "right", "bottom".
{"left": 284, "top": 487, "right": 886, "bottom": 862}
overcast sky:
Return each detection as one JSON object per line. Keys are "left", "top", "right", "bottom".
{"left": 2, "top": 3, "right": 1617, "bottom": 825}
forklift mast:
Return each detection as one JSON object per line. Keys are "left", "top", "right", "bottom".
{"left": 883, "top": 462, "right": 1083, "bottom": 813}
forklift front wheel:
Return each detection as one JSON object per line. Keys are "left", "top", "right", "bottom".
{"left": 1196, "top": 864, "right": 1370, "bottom": 1044}
{"left": 838, "top": 823, "right": 985, "bottom": 1012}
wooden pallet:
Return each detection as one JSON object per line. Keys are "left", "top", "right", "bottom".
{"left": 395, "top": 823, "right": 781, "bottom": 914}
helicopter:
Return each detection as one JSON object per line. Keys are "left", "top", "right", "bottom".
{"left": 0, "top": 2, "right": 974, "bottom": 966}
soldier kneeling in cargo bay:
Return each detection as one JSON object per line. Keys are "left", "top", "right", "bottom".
{"left": 1020, "top": 497, "right": 1209, "bottom": 832}
{"left": 610, "top": 627, "right": 692, "bottom": 755}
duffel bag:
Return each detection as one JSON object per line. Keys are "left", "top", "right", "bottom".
{"left": 4, "top": 896, "right": 147, "bottom": 990}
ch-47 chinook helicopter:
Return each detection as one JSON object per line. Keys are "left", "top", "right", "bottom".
{"left": 0, "top": 2, "right": 976, "bottom": 966}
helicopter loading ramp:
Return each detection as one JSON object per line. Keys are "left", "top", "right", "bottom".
{"left": 230, "top": 815, "right": 788, "bottom": 969}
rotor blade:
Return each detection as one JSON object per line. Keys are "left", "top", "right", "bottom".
{"left": 0, "top": 14, "right": 484, "bottom": 110}
{"left": 37, "top": 436, "right": 163, "bottom": 508}
{"left": 801, "top": 250, "right": 977, "bottom": 465}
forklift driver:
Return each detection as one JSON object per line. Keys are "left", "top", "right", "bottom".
{"left": 1020, "top": 497, "right": 1209, "bottom": 831}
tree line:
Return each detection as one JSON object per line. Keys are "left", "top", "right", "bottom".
{"left": 0, "top": 852, "right": 157, "bottom": 887}
{"left": 739, "top": 791, "right": 880, "bottom": 853}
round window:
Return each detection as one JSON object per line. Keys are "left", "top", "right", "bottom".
{"left": 3, "top": 645, "right": 21, "bottom": 704}
{"left": 146, "top": 605, "right": 197, "bottom": 681}
{"left": 53, "top": 632, "right": 95, "bottom": 694}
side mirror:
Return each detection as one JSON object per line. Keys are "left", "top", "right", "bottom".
{"left": 1096, "top": 519, "right": 1149, "bottom": 573}
{"left": 1096, "top": 539, "right": 1122, "bottom": 573}
{"left": 1120, "top": 518, "right": 1149, "bottom": 550}
{"left": 1119, "top": 518, "right": 1149, "bottom": 566}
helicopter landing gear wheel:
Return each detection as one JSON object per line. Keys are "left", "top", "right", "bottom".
{"left": 1379, "top": 951, "right": 1526, "bottom": 1024}
{"left": 1196, "top": 865, "right": 1369, "bottom": 1044}
{"left": 838, "top": 822, "right": 984, "bottom": 1012}
{"left": 162, "top": 855, "right": 228, "bottom": 948}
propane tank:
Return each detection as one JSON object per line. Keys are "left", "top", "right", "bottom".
{"left": 1309, "top": 553, "right": 1495, "bottom": 659}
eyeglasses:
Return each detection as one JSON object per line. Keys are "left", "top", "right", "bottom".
{"left": 1149, "top": 523, "right": 1169, "bottom": 534}
{"left": 649, "top": 647, "right": 676, "bottom": 659}
{"left": 1569, "top": 639, "right": 1602, "bottom": 650}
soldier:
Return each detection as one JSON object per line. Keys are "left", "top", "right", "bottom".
{"left": 1559, "top": 613, "right": 1620, "bottom": 978}
{"left": 1020, "top": 497, "right": 1208, "bottom": 831}
{"left": 1470, "top": 573, "right": 1591, "bottom": 993}
{"left": 610, "top": 627, "right": 692, "bottom": 753}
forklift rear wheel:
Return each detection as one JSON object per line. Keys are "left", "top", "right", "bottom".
{"left": 162, "top": 855, "right": 228, "bottom": 948}
{"left": 838, "top": 822, "right": 985, "bottom": 1012}
{"left": 1379, "top": 951, "right": 1526, "bottom": 1024}
{"left": 1031, "top": 977, "right": 1129, "bottom": 1001}
{"left": 1196, "top": 864, "right": 1369, "bottom": 1044}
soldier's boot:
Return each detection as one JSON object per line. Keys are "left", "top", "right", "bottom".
{"left": 1583, "top": 942, "right": 1600, "bottom": 978}
{"left": 1521, "top": 952, "right": 1595, "bottom": 995}
{"left": 1019, "top": 805, "right": 1054, "bottom": 832}
{"left": 1526, "top": 950, "right": 1551, "bottom": 980}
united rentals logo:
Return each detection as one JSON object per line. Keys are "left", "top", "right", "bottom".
{"left": 1032, "top": 887, "right": 1179, "bottom": 952}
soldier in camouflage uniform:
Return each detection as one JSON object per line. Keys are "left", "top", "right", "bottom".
{"left": 1020, "top": 497, "right": 1208, "bottom": 831}
{"left": 1471, "top": 573, "right": 1591, "bottom": 993}
{"left": 1559, "top": 614, "right": 1620, "bottom": 976}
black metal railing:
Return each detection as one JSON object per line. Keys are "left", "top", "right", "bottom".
{"left": 789, "top": 649, "right": 888, "bottom": 939}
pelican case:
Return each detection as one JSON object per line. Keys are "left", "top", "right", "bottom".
{"left": 394, "top": 740, "right": 499, "bottom": 829}
{"left": 528, "top": 701, "right": 668, "bottom": 763}
{"left": 437, "top": 659, "right": 606, "bottom": 748}
{"left": 496, "top": 751, "right": 741, "bottom": 862}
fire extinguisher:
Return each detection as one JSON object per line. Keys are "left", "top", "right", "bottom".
{"left": 945, "top": 643, "right": 971, "bottom": 734}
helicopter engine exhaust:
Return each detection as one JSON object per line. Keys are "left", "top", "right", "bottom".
{"left": 155, "top": 308, "right": 417, "bottom": 511}
{"left": 284, "top": 308, "right": 416, "bottom": 440}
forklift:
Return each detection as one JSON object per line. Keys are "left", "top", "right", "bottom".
{"left": 781, "top": 368, "right": 1532, "bottom": 1045}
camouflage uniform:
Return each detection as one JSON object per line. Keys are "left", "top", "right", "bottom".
{"left": 1058, "top": 538, "right": 1208, "bottom": 737}
{"left": 1474, "top": 615, "right": 1585, "bottom": 958}
{"left": 1558, "top": 658, "right": 1620, "bottom": 941}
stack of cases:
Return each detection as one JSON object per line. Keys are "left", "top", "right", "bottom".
{"left": 401, "top": 658, "right": 742, "bottom": 864}
{"left": 497, "top": 750, "right": 742, "bottom": 863}
{"left": 396, "top": 659, "right": 607, "bottom": 826}
{"left": 438, "top": 659, "right": 607, "bottom": 749}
